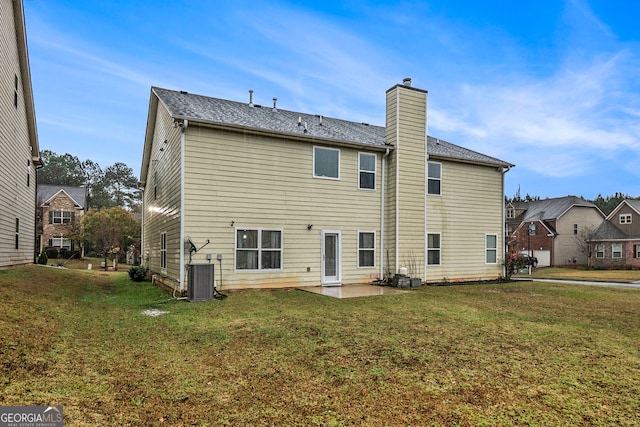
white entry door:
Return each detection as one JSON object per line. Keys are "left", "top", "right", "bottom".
{"left": 322, "top": 230, "right": 341, "bottom": 286}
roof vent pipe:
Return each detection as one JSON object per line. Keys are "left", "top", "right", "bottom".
{"left": 248, "top": 89, "right": 254, "bottom": 107}
{"left": 403, "top": 77, "right": 412, "bottom": 87}
{"left": 319, "top": 115, "right": 323, "bottom": 126}
{"left": 303, "top": 122, "right": 308, "bottom": 133}
{"left": 272, "top": 97, "right": 277, "bottom": 112}
{"left": 298, "top": 116, "right": 302, "bottom": 126}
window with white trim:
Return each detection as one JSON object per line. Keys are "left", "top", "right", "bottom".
{"left": 50, "top": 210, "right": 73, "bottom": 224}
{"left": 636, "top": 244, "right": 640, "bottom": 259}
{"left": 160, "top": 232, "right": 167, "bottom": 269}
{"left": 427, "top": 233, "right": 441, "bottom": 265}
{"left": 427, "top": 162, "right": 441, "bottom": 195}
{"left": 50, "top": 237, "right": 72, "bottom": 250}
{"left": 612, "top": 243, "right": 622, "bottom": 258}
{"left": 358, "top": 231, "right": 375, "bottom": 267}
{"left": 313, "top": 147, "right": 339, "bottom": 179}
{"left": 595, "top": 244, "right": 604, "bottom": 258}
{"left": 236, "top": 229, "right": 282, "bottom": 270}
{"left": 620, "top": 214, "right": 632, "bottom": 224}
{"left": 358, "top": 153, "right": 376, "bottom": 190}
{"left": 486, "top": 234, "right": 497, "bottom": 264}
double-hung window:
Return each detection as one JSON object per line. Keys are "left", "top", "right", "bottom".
{"left": 427, "top": 233, "right": 441, "bottom": 265}
{"left": 313, "top": 147, "right": 339, "bottom": 179}
{"left": 620, "top": 214, "right": 632, "bottom": 224}
{"left": 50, "top": 237, "right": 72, "bottom": 250}
{"left": 595, "top": 244, "right": 604, "bottom": 258}
{"left": 635, "top": 244, "right": 640, "bottom": 258}
{"left": 236, "top": 229, "right": 282, "bottom": 270}
{"left": 612, "top": 243, "right": 622, "bottom": 258}
{"left": 427, "top": 162, "right": 441, "bottom": 195}
{"left": 358, "top": 153, "right": 376, "bottom": 190}
{"left": 51, "top": 210, "right": 72, "bottom": 224}
{"left": 358, "top": 231, "right": 375, "bottom": 267}
{"left": 485, "top": 234, "right": 497, "bottom": 264}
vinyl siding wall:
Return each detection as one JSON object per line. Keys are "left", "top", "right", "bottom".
{"left": 142, "top": 104, "right": 183, "bottom": 287}
{"left": 426, "top": 160, "right": 504, "bottom": 282}
{"left": 0, "top": 0, "right": 37, "bottom": 266}
{"left": 554, "top": 207, "right": 604, "bottom": 265}
{"left": 182, "top": 125, "right": 383, "bottom": 290}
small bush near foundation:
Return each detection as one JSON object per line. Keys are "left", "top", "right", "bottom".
{"left": 128, "top": 266, "right": 148, "bottom": 282}
{"left": 37, "top": 251, "right": 48, "bottom": 265}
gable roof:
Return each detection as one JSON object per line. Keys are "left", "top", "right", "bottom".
{"left": 512, "top": 196, "right": 602, "bottom": 223}
{"left": 144, "top": 87, "right": 513, "bottom": 179}
{"left": 37, "top": 185, "right": 86, "bottom": 209}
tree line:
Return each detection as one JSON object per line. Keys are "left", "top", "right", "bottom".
{"left": 506, "top": 190, "right": 640, "bottom": 216}
{"left": 37, "top": 150, "right": 141, "bottom": 211}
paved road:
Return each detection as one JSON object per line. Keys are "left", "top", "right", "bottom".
{"left": 513, "top": 277, "right": 640, "bottom": 289}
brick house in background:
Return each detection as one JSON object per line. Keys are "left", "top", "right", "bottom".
{"left": 591, "top": 199, "right": 640, "bottom": 269}
{"left": 37, "top": 185, "right": 86, "bottom": 258}
{"left": 506, "top": 196, "right": 605, "bottom": 267}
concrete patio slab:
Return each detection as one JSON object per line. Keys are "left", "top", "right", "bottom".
{"left": 299, "top": 284, "right": 408, "bottom": 299}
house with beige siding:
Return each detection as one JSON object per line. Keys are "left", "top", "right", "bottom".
{"left": 140, "top": 79, "right": 513, "bottom": 293}
{"left": 0, "top": 0, "right": 41, "bottom": 267}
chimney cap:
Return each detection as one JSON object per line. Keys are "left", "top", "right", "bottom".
{"left": 403, "top": 77, "right": 412, "bottom": 87}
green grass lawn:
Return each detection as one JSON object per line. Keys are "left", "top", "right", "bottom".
{"left": 1, "top": 265, "right": 639, "bottom": 426}
{"left": 516, "top": 267, "right": 640, "bottom": 283}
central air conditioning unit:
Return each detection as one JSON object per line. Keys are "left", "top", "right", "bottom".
{"left": 187, "top": 263, "right": 214, "bottom": 301}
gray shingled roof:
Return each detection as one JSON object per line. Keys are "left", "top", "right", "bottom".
{"left": 153, "top": 87, "right": 512, "bottom": 167}
{"left": 37, "top": 185, "right": 86, "bottom": 208}
{"left": 516, "top": 196, "right": 599, "bottom": 222}
{"left": 592, "top": 220, "right": 628, "bottom": 240}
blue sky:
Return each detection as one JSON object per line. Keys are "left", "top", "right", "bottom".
{"left": 24, "top": 0, "right": 640, "bottom": 200}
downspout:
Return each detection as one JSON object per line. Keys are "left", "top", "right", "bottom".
{"left": 379, "top": 147, "right": 390, "bottom": 282}
{"left": 423, "top": 93, "right": 428, "bottom": 283}
{"left": 394, "top": 89, "right": 400, "bottom": 275}
{"left": 179, "top": 119, "right": 189, "bottom": 292}
{"left": 501, "top": 165, "right": 512, "bottom": 277}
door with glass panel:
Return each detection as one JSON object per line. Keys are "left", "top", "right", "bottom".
{"left": 321, "top": 231, "right": 341, "bottom": 285}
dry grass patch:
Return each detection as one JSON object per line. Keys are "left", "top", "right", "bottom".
{"left": 1, "top": 265, "right": 639, "bottom": 425}
{"left": 518, "top": 267, "right": 640, "bottom": 283}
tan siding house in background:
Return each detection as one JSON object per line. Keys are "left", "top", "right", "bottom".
{"left": 141, "top": 79, "right": 513, "bottom": 293}
{"left": 0, "top": 0, "right": 41, "bottom": 267}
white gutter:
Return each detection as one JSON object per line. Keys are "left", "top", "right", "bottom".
{"left": 179, "top": 119, "right": 189, "bottom": 292}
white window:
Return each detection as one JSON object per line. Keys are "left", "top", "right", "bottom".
{"left": 358, "top": 231, "right": 375, "bottom": 267}
{"left": 486, "top": 234, "right": 498, "bottom": 264}
{"left": 427, "top": 162, "right": 441, "bottom": 195}
{"left": 236, "top": 229, "right": 282, "bottom": 270}
{"left": 612, "top": 243, "right": 622, "bottom": 258}
{"left": 160, "top": 232, "right": 167, "bottom": 269}
{"left": 51, "top": 210, "right": 72, "bottom": 224}
{"left": 595, "top": 244, "right": 604, "bottom": 258}
{"left": 427, "top": 233, "right": 441, "bottom": 265}
{"left": 313, "top": 147, "right": 339, "bottom": 179}
{"left": 620, "top": 214, "right": 632, "bottom": 224}
{"left": 50, "top": 237, "right": 72, "bottom": 250}
{"left": 506, "top": 208, "right": 514, "bottom": 219}
{"left": 358, "top": 153, "right": 376, "bottom": 190}
{"left": 636, "top": 244, "right": 640, "bottom": 259}
{"left": 528, "top": 223, "right": 537, "bottom": 235}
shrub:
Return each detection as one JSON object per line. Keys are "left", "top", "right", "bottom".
{"left": 503, "top": 252, "right": 528, "bottom": 279}
{"left": 128, "top": 266, "right": 148, "bottom": 282}
{"left": 37, "top": 251, "right": 48, "bottom": 265}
